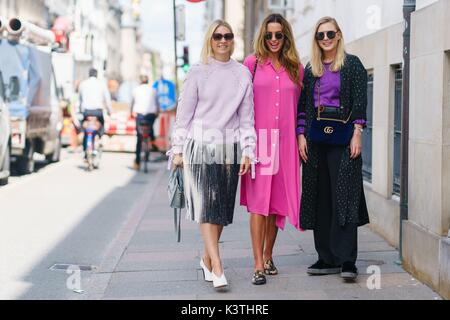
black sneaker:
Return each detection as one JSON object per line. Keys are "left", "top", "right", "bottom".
{"left": 341, "top": 262, "right": 358, "bottom": 281}
{"left": 307, "top": 260, "right": 341, "bottom": 275}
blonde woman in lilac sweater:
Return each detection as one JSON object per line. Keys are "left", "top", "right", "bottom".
{"left": 170, "top": 20, "right": 257, "bottom": 290}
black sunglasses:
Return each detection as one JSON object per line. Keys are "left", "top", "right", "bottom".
{"left": 212, "top": 33, "right": 234, "bottom": 41}
{"left": 265, "top": 32, "right": 284, "bottom": 41}
{"left": 315, "top": 30, "right": 338, "bottom": 41}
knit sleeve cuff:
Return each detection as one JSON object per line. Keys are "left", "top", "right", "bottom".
{"left": 241, "top": 146, "right": 256, "bottom": 161}
{"left": 353, "top": 119, "right": 367, "bottom": 126}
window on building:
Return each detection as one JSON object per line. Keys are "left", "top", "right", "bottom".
{"left": 362, "top": 72, "right": 374, "bottom": 182}
{"left": 393, "top": 66, "right": 403, "bottom": 195}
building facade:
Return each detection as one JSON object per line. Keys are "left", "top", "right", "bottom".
{"left": 120, "top": 3, "right": 141, "bottom": 84}
{"left": 1, "top": 0, "right": 147, "bottom": 102}
{"left": 204, "top": 0, "right": 224, "bottom": 23}
{"left": 56, "top": 0, "right": 129, "bottom": 85}
{"left": 116, "top": 0, "right": 143, "bottom": 103}
{"left": 204, "top": 0, "right": 246, "bottom": 62}
{"left": 224, "top": 0, "right": 245, "bottom": 61}
{"left": 287, "top": 0, "right": 439, "bottom": 59}
{"left": 404, "top": 0, "right": 450, "bottom": 299}
{"left": 0, "top": 0, "right": 48, "bottom": 27}
{"left": 105, "top": 0, "right": 123, "bottom": 80}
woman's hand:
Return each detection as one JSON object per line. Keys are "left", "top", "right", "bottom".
{"left": 173, "top": 154, "right": 184, "bottom": 168}
{"left": 350, "top": 127, "right": 363, "bottom": 159}
{"left": 298, "top": 134, "right": 308, "bottom": 163}
{"left": 239, "top": 156, "right": 251, "bottom": 176}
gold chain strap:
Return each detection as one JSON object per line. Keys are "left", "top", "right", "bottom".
{"left": 316, "top": 78, "right": 352, "bottom": 124}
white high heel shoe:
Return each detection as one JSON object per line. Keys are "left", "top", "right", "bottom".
{"left": 212, "top": 271, "right": 228, "bottom": 289}
{"left": 200, "top": 258, "right": 213, "bottom": 282}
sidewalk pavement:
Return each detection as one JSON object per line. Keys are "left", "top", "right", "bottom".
{"left": 83, "top": 162, "right": 442, "bottom": 300}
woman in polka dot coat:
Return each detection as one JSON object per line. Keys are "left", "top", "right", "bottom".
{"left": 297, "top": 17, "right": 370, "bottom": 281}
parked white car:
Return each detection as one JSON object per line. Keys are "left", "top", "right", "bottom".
{"left": 0, "top": 71, "right": 11, "bottom": 185}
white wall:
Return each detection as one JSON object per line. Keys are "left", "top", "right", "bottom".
{"left": 402, "top": 0, "right": 450, "bottom": 299}
{"left": 225, "top": 0, "right": 245, "bottom": 61}
{"left": 287, "top": 0, "right": 438, "bottom": 59}
{"left": 416, "top": 0, "right": 439, "bottom": 10}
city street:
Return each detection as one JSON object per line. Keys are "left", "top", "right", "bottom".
{"left": 0, "top": 149, "right": 442, "bottom": 300}
{"left": 1, "top": 0, "right": 449, "bottom": 302}
{"left": 0, "top": 148, "right": 163, "bottom": 299}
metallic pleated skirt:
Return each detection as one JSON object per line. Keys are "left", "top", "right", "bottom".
{"left": 182, "top": 139, "right": 241, "bottom": 226}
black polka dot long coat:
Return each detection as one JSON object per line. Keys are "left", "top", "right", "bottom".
{"left": 297, "top": 54, "right": 370, "bottom": 230}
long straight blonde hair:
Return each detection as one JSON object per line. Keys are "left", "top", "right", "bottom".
{"left": 310, "top": 17, "right": 346, "bottom": 77}
{"left": 254, "top": 13, "right": 302, "bottom": 85}
{"left": 200, "top": 20, "right": 235, "bottom": 64}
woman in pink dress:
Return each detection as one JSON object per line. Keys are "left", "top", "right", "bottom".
{"left": 241, "top": 13, "right": 304, "bottom": 285}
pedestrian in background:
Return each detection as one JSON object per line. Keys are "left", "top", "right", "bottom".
{"left": 170, "top": 20, "right": 256, "bottom": 290}
{"left": 240, "top": 13, "right": 304, "bottom": 286}
{"left": 78, "top": 68, "right": 112, "bottom": 156}
{"left": 297, "top": 17, "right": 370, "bottom": 281}
{"left": 131, "top": 75, "right": 160, "bottom": 171}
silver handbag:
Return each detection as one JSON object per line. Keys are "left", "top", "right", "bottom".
{"left": 168, "top": 167, "right": 185, "bottom": 242}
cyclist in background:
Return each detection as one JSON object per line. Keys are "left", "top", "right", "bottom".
{"left": 78, "top": 68, "right": 113, "bottom": 158}
{"left": 131, "top": 75, "right": 160, "bottom": 171}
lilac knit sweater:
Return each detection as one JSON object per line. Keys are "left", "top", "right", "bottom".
{"left": 171, "top": 57, "right": 257, "bottom": 160}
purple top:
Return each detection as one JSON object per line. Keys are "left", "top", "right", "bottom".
{"left": 314, "top": 63, "right": 340, "bottom": 107}
{"left": 297, "top": 63, "right": 366, "bottom": 135}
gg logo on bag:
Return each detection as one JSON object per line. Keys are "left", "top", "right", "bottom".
{"left": 324, "top": 126, "right": 334, "bottom": 134}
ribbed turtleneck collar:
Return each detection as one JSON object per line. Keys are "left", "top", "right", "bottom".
{"left": 209, "top": 56, "right": 234, "bottom": 67}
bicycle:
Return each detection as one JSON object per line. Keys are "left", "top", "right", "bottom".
{"left": 137, "top": 119, "right": 152, "bottom": 173}
{"left": 83, "top": 116, "right": 102, "bottom": 172}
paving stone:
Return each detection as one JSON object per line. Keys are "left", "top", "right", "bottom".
{"left": 115, "top": 250, "right": 200, "bottom": 272}
{"left": 323, "top": 286, "right": 441, "bottom": 300}
{"left": 103, "top": 280, "right": 214, "bottom": 299}
{"left": 107, "top": 269, "right": 198, "bottom": 283}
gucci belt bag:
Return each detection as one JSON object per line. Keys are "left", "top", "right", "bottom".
{"left": 309, "top": 79, "right": 353, "bottom": 146}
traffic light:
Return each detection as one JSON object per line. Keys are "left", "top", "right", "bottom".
{"left": 182, "top": 46, "right": 190, "bottom": 73}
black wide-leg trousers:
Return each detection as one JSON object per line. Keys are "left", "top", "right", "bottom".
{"left": 313, "top": 144, "right": 358, "bottom": 266}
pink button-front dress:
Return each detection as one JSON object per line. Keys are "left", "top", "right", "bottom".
{"left": 240, "top": 55, "right": 304, "bottom": 230}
